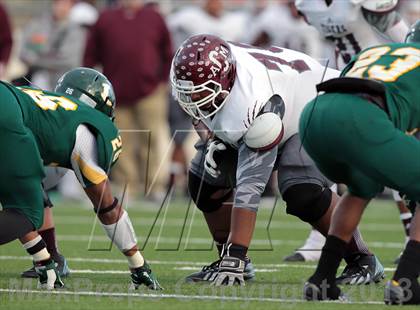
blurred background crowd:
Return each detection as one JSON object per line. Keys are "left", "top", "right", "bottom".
{"left": 0, "top": 0, "right": 419, "bottom": 203}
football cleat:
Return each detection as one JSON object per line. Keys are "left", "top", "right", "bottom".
{"left": 22, "top": 253, "right": 70, "bottom": 278}
{"left": 185, "top": 257, "right": 255, "bottom": 283}
{"left": 283, "top": 252, "right": 306, "bottom": 262}
{"left": 303, "top": 281, "right": 348, "bottom": 301}
{"left": 34, "top": 258, "right": 65, "bottom": 290}
{"left": 384, "top": 279, "right": 420, "bottom": 305}
{"left": 130, "top": 262, "right": 162, "bottom": 290}
{"left": 384, "top": 280, "right": 405, "bottom": 305}
{"left": 336, "top": 255, "right": 385, "bottom": 285}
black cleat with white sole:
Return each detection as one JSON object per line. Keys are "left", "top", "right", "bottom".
{"left": 185, "top": 257, "right": 255, "bottom": 283}
{"left": 336, "top": 255, "right": 385, "bottom": 285}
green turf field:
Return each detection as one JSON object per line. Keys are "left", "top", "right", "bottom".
{"left": 0, "top": 195, "right": 417, "bottom": 309}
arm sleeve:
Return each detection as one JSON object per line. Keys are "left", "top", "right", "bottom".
{"left": 234, "top": 142, "right": 278, "bottom": 211}
{"left": 71, "top": 124, "right": 108, "bottom": 188}
{"left": 362, "top": 8, "right": 408, "bottom": 42}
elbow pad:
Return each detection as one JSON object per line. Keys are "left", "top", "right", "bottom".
{"left": 243, "top": 112, "right": 284, "bottom": 151}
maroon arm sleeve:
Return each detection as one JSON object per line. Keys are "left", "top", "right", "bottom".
{"left": 0, "top": 4, "right": 13, "bottom": 65}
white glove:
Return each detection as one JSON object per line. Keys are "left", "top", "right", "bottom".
{"left": 204, "top": 139, "right": 226, "bottom": 178}
{"left": 211, "top": 256, "right": 245, "bottom": 286}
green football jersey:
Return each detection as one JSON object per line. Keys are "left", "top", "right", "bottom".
{"left": 0, "top": 82, "right": 122, "bottom": 183}
{"left": 341, "top": 42, "right": 420, "bottom": 133}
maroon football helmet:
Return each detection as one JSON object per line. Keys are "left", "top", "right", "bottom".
{"left": 171, "top": 34, "right": 236, "bottom": 120}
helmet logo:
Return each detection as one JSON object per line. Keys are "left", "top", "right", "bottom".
{"left": 209, "top": 45, "right": 230, "bottom": 76}
{"left": 101, "top": 83, "right": 111, "bottom": 106}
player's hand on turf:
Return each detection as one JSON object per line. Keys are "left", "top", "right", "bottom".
{"left": 211, "top": 256, "right": 245, "bottom": 286}
{"left": 205, "top": 138, "right": 226, "bottom": 178}
{"left": 130, "top": 262, "right": 163, "bottom": 290}
{"left": 34, "top": 258, "right": 65, "bottom": 290}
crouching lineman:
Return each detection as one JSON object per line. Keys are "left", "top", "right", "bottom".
{"left": 170, "top": 34, "right": 384, "bottom": 286}
{"left": 0, "top": 68, "right": 161, "bottom": 290}
{"left": 300, "top": 21, "right": 420, "bottom": 304}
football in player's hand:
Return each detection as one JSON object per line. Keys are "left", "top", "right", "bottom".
{"left": 244, "top": 112, "right": 284, "bottom": 151}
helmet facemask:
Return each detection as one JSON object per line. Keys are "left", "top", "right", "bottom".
{"left": 171, "top": 78, "right": 229, "bottom": 120}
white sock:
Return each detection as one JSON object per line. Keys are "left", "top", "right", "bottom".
{"left": 127, "top": 251, "right": 145, "bottom": 269}
{"left": 297, "top": 229, "right": 325, "bottom": 261}
{"left": 22, "top": 235, "right": 50, "bottom": 262}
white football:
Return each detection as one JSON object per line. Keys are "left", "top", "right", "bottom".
{"left": 243, "top": 112, "right": 284, "bottom": 151}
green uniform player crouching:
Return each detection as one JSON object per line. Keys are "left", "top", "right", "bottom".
{"left": 299, "top": 21, "right": 420, "bottom": 305}
{"left": 0, "top": 67, "right": 161, "bottom": 290}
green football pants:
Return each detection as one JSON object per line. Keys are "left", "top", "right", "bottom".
{"left": 299, "top": 92, "right": 420, "bottom": 200}
{"left": 0, "top": 83, "right": 45, "bottom": 229}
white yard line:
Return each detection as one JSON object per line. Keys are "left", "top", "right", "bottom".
{"left": 0, "top": 288, "right": 384, "bottom": 305}
{"left": 0, "top": 255, "right": 396, "bottom": 272}
{"left": 37, "top": 234, "right": 405, "bottom": 249}
{"left": 52, "top": 216, "right": 405, "bottom": 232}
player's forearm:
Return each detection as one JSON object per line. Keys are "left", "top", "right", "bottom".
{"left": 234, "top": 143, "right": 277, "bottom": 211}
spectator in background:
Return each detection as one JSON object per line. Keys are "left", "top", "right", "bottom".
{"left": 0, "top": 1, "right": 13, "bottom": 79}
{"left": 166, "top": 0, "right": 249, "bottom": 191}
{"left": 84, "top": 0, "right": 172, "bottom": 201}
{"left": 19, "top": 0, "right": 84, "bottom": 90}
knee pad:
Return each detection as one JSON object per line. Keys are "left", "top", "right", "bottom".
{"left": 188, "top": 171, "right": 233, "bottom": 213}
{"left": 283, "top": 183, "right": 332, "bottom": 223}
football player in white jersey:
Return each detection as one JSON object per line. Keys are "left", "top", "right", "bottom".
{"left": 166, "top": 0, "right": 249, "bottom": 191}
{"left": 171, "top": 34, "right": 385, "bottom": 286}
{"left": 294, "top": 0, "right": 412, "bottom": 264}
{"left": 295, "top": 0, "right": 408, "bottom": 68}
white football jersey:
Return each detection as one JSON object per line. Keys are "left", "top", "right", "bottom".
{"left": 295, "top": 0, "right": 403, "bottom": 67}
{"left": 201, "top": 43, "right": 339, "bottom": 148}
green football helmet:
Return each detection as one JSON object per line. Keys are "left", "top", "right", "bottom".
{"left": 405, "top": 20, "right": 420, "bottom": 43}
{"left": 55, "top": 67, "right": 116, "bottom": 119}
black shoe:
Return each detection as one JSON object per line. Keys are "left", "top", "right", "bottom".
{"left": 283, "top": 252, "right": 305, "bottom": 262}
{"left": 303, "top": 281, "right": 348, "bottom": 301}
{"left": 22, "top": 253, "right": 70, "bottom": 278}
{"left": 336, "top": 255, "right": 384, "bottom": 285}
{"left": 185, "top": 257, "right": 255, "bottom": 283}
